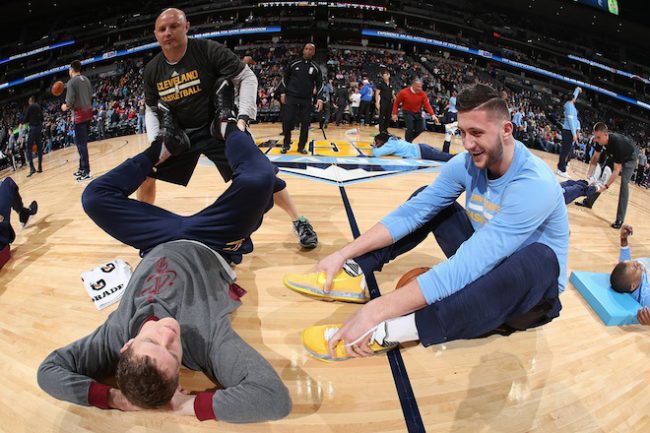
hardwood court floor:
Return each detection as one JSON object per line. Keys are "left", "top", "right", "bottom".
{"left": 1, "top": 124, "right": 649, "bottom": 433}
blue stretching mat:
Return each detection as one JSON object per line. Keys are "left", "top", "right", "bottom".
{"left": 570, "top": 271, "right": 640, "bottom": 326}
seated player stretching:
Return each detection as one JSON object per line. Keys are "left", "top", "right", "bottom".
{"left": 284, "top": 84, "right": 570, "bottom": 361}
{"left": 37, "top": 85, "right": 292, "bottom": 421}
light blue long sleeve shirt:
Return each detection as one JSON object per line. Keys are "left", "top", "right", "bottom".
{"left": 618, "top": 247, "right": 650, "bottom": 307}
{"left": 562, "top": 87, "right": 581, "bottom": 137}
{"left": 380, "top": 141, "right": 569, "bottom": 304}
{"left": 372, "top": 137, "right": 420, "bottom": 159}
{"left": 512, "top": 111, "right": 523, "bottom": 127}
{"left": 448, "top": 96, "right": 457, "bottom": 113}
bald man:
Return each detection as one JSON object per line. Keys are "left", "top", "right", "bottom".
{"left": 140, "top": 9, "right": 318, "bottom": 249}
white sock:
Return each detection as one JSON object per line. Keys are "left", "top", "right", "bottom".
{"left": 373, "top": 313, "right": 419, "bottom": 346}
{"left": 444, "top": 131, "right": 453, "bottom": 142}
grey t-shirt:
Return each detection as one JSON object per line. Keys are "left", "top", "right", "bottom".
{"left": 65, "top": 74, "right": 93, "bottom": 123}
{"left": 37, "top": 240, "right": 291, "bottom": 423}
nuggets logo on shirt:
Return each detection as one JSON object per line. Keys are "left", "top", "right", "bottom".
{"left": 156, "top": 70, "right": 202, "bottom": 103}
{"left": 465, "top": 193, "right": 501, "bottom": 225}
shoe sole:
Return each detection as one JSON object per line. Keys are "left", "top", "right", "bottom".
{"left": 284, "top": 277, "right": 368, "bottom": 303}
{"left": 299, "top": 240, "right": 318, "bottom": 250}
{"left": 301, "top": 332, "right": 397, "bottom": 362}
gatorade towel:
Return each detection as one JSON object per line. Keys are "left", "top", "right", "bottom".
{"left": 80, "top": 259, "right": 132, "bottom": 310}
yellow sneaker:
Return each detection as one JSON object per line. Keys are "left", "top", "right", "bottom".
{"left": 301, "top": 324, "right": 397, "bottom": 362}
{"left": 283, "top": 267, "right": 369, "bottom": 303}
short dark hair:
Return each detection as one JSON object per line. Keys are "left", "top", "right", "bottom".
{"left": 610, "top": 262, "right": 633, "bottom": 293}
{"left": 593, "top": 122, "right": 608, "bottom": 133}
{"left": 116, "top": 346, "right": 179, "bottom": 409}
{"left": 70, "top": 60, "right": 82, "bottom": 73}
{"left": 374, "top": 132, "right": 390, "bottom": 146}
{"left": 456, "top": 84, "right": 509, "bottom": 120}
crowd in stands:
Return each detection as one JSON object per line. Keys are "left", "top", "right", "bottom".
{"left": 0, "top": 60, "right": 143, "bottom": 170}
{"left": 1, "top": 46, "right": 648, "bottom": 186}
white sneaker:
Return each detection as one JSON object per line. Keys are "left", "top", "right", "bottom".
{"left": 556, "top": 169, "right": 571, "bottom": 179}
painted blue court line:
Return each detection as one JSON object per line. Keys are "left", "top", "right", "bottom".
{"left": 338, "top": 185, "right": 426, "bottom": 433}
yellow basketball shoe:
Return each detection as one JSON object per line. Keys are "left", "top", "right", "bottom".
{"left": 301, "top": 323, "right": 398, "bottom": 362}
{"left": 283, "top": 260, "right": 369, "bottom": 303}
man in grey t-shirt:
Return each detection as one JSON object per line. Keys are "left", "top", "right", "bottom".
{"left": 62, "top": 59, "right": 93, "bottom": 181}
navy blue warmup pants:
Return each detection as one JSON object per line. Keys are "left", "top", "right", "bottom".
{"left": 0, "top": 177, "right": 25, "bottom": 249}
{"left": 355, "top": 188, "right": 562, "bottom": 347}
{"left": 561, "top": 180, "right": 597, "bottom": 204}
{"left": 82, "top": 130, "right": 281, "bottom": 264}
{"left": 74, "top": 121, "right": 90, "bottom": 173}
{"left": 418, "top": 143, "right": 453, "bottom": 162}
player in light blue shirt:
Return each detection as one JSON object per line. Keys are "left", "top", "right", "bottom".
{"left": 610, "top": 225, "right": 650, "bottom": 325}
{"left": 446, "top": 90, "right": 458, "bottom": 123}
{"left": 291, "top": 84, "right": 569, "bottom": 359}
{"left": 557, "top": 87, "right": 582, "bottom": 177}
{"left": 371, "top": 133, "right": 451, "bottom": 162}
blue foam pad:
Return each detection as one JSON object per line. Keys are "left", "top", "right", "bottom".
{"left": 570, "top": 271, "right": 640, "bottom": 326}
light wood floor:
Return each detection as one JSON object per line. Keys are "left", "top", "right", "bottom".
{"left": 1, "top": 124, "right": 649, "bottom": 433}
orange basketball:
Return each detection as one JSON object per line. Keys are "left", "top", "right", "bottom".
{"left": 52, "top": 81, "right": 64, "bottom": 97}
{"left": 396, "top": 267, "right": 430, "bottom": 289}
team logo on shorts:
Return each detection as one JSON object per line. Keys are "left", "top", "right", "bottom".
{"left": 223, "top": 238, "right": 245, "bottom": 252}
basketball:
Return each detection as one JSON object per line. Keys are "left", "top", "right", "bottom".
{"left": 396, "top": 267, "right": 430, "bottom": 289}
{"left": 51, "top": 81, "right": 64, "bottom": 96}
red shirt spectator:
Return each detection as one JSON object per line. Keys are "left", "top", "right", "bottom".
{"left": 393, "top": 84, "right": 435, "bottom": 116}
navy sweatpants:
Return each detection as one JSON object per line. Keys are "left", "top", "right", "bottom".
{"left": 355, "top": 188, "right": 562, "bottom": 347}
{"left": 418, "top": 143, "right": 453, "bottom": 162}
{"left": 0, "top": 177, "right": 25, "bottom": 249}
{"left": 561, "top": 179, "right": 597, "bottom": 204}
{"left": 82, "top": 130, "right": 278, "bottom": 264}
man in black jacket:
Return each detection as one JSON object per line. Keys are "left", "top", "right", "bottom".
{"left": 24, "top": 96, "right": 44, "bottom": 176}
{"left": 279, "top": 43, "right": 324, "bottom": 154}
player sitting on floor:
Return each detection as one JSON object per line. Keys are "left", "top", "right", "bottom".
{"left": 284, "top": 84, "right": 569, "bottom": 361}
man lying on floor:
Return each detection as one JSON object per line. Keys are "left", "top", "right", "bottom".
{"left": 371, "top": 132, "right": 452, "bottom": 162}
{"left": 609, "top": 224, "right": 650, "bottom": 325}
{"left": 37, "top": 91, "right": 291, "bottom": 421}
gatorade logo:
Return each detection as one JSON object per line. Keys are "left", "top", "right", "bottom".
{"left": 91, "top": 279, "right": 107, "bottom": 291}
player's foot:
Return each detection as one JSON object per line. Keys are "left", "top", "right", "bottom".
{"left": 293, "top": 216, "right": 318, "bottom": 249}
{"left": 301, "top": 323, "right": 397, "bottom": 362}
{"left": 283, "top": 261, "right": 369, "bottom": 303}
{"left": 19, "top": 201, "right": 38, "bottom": 228}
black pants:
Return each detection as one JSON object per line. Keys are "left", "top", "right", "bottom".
{"left": 26, "top": 124, "right": 43, "bottom": 172}
{"left": 74, "top": 121, "right": 90, "bottom": 173}
{"left": 378, "top": 102, "right": 392, "bottom": 134}
{"left": 82, "top": 130, "right": 278, "bottom": 264}
{"left": 557, "top": 129, "right": 572, "bottom": 172}
{"left": 282, "top": 97, "right": 312, "bottom": 151}
{"left": 635, "top": 165, "right": 646, "bottom": 185}
{"left": 403, "top": 111, "right": 424, "bottom": 143}
{"left": 0, "top": 177, "right": 25, "bottom": 249}
{"left": 359, "top": 100, "right": 372, "bottom": 125}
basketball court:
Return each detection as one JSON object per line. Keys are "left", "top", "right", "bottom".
{"left": 2, "top": 125, "right": 649, "bottom": 432}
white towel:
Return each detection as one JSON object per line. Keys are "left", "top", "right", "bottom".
{"left": 81, "top": 259, "right": 132, "bottom": 310}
